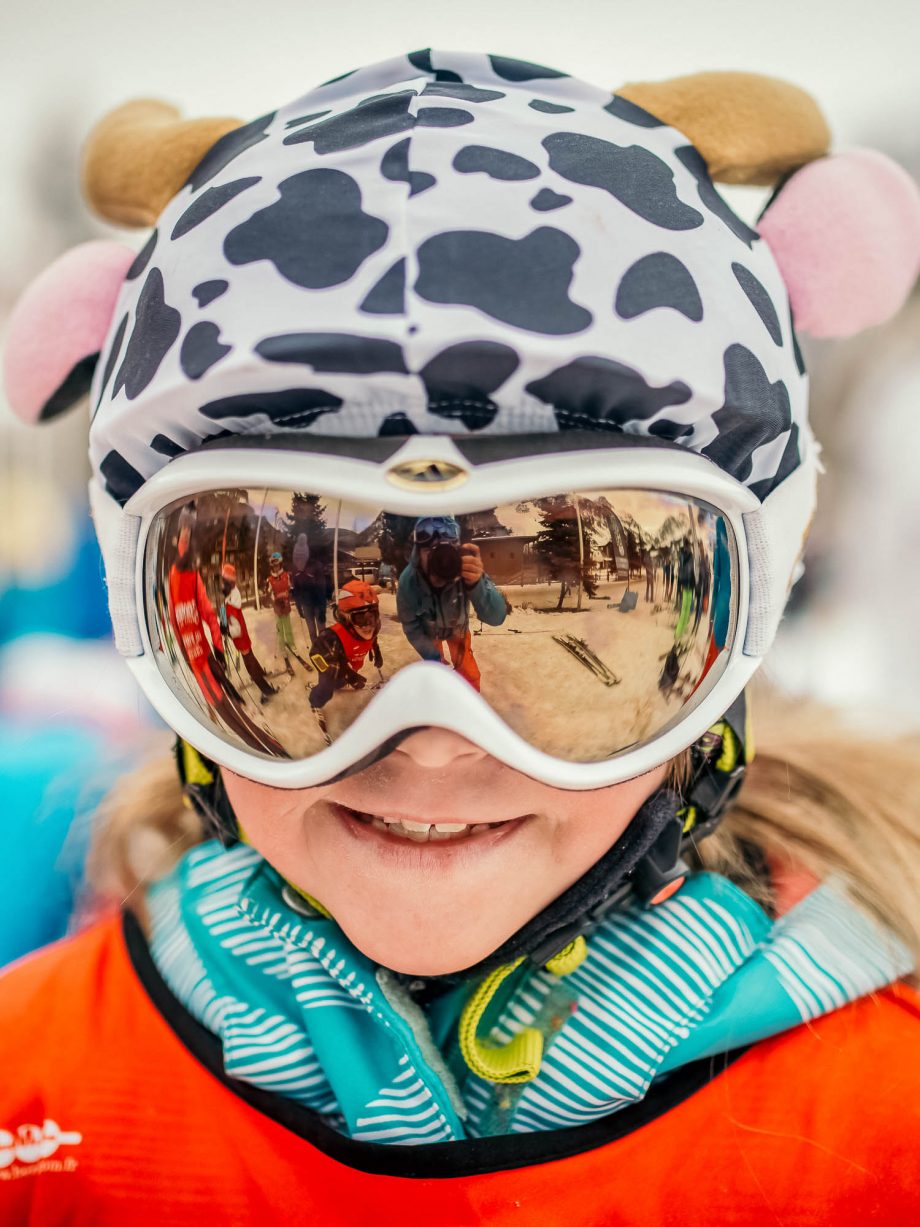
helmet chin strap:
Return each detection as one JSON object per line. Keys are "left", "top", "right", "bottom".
{"left": 175, "top": 693, "right": 749, "bottom": 982}
{"left": 459, "top": 786, "right": 687, "bottom": 980}
{"left": 443, "top": 691, "right": 750, "bottom": 981}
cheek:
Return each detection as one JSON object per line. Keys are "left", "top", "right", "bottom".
{"left": 543, "top": 766, "right": 670, "bottom": 869}
{"left": 222, "top": 771, "right": 329, "bottom": 863}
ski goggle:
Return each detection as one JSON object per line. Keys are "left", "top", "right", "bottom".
{"left": 345, "top": 606, "right": 381, "bottom": 633}
{"left": 109, "top": 433, "right": 773, "bottom": 790}
{"left": 412, "top": 516, "right": 461, "bottom": 546}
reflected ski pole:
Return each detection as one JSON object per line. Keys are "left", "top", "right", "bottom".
{"left": 314, "top": 707, "right": 332, "bottom": 745}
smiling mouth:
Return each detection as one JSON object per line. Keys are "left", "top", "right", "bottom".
{"left": 334, "top": 803, "right": 526, "bottom": 844}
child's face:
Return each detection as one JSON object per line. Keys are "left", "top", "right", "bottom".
{"left": 225, "top": 731, "right": 668, "bottom": 976}
{"left": 348, "top": 608, "right": 378, "bottom": 640}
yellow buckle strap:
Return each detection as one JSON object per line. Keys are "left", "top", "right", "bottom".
{"left": 744, "top": 705, "right": 756, "bottom": 763}
{"left": 458, "top": 959, "right": 543, "bottom": 1085}
{"left": 544, "top": 935, "right": 588, "bottom": 977}
{"left": 714, "top": 720, "right": 741, "bottom": 774}
{"left": 180, "top": 740, "right": 214, "bottom": 788}
{"left": 681, "top": 805, "right": 698, "bottom": 834}
{"left": 179, "top": 740, "right": 213, "bottom": 809}
{"left": 458, "top": 939, "right": 586, "bottom": 1085}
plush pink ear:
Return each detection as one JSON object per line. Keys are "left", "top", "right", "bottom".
{"left": 3, "top": 239, "right": 137, "bottom": 423}
{"left": 759, "top": 149, "right": 920, "bottom": 338}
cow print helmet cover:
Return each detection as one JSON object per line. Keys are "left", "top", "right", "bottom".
{"left": 87, "top": 52, "right": 814, "bottom": 505}
{"left": 5, "top": 50, "right": 920, "bottom": 948}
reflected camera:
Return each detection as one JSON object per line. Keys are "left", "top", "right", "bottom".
{"left": 428, "top": 541, "right": 463, "bottom": 583}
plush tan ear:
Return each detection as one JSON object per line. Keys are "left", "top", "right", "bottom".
{"left": 616, "top": 72, "right": 831, "bottom": 186}
{"left": 81, "top": 100, "right": 243, "bottom": 227}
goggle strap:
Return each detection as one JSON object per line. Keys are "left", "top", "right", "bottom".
{"left": 174, "top": 738, "right": 240, "bottom": 847}
{"left": 678, "top": 690, "right": 749, "bottom": 844}
{"left": 582, "top": 689, "right": 750, "bottom": 919}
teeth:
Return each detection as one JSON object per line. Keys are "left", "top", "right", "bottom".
{"left": 403, "top": 826, "right": 430, "bottom": 842}
{"left": 361, "top": 813, "right": 498, "bottom": 842}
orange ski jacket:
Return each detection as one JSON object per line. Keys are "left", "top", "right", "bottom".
{"left": 1, "top": 913, "right": 918, "bottom": 1226}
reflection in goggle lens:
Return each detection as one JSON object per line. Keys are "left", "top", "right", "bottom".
{"left": 145, "top": 488, "right": 736, "bottom": 764}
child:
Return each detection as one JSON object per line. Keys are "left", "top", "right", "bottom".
{"left": 220, "top": 564, "right": 277, "bottom": 704}
{"left": 308, "top": 579, "right": 383, "bottom": 712}
{"left": 265, "top": 551, "right": 310, "bottom": 676}
{"left": 2, "top": 50, "right": 920, "bottom": 1225}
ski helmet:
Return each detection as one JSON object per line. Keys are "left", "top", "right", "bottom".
{"left": 335, "top": 579, "right": 380, "bottom": 638}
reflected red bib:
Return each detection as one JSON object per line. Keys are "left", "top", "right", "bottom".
{"left": 331, "top": 621, "right": 375, "bottom": 670}
{"left": 168, "top": 566, "right": 208, "bottom": 668}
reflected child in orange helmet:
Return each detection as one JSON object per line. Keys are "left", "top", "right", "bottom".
{"left": 309, "top": 580, "right": 383, "bottom": 711}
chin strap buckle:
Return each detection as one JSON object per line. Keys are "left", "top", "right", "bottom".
{"left": 631, "top": 810, "right": 689, "bottom": 906}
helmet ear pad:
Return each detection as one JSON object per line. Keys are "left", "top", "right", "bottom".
{"left": 758, "top": 149, "right": 920, "bottom": 337}
{"left": 3, "top": 240, "right": 136, "bottom": 423}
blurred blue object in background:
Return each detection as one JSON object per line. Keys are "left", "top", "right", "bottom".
{"left": 0, "top": 480, "right": 153, "bottom": 966}
{"left": 0, "top": 721, "right": 123, "bottom": 968}
{"left": 0, "top": 524, "right": 110, "bottom": 643}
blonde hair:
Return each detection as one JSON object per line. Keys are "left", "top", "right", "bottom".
{"left": 84, "top": 747, "right": 198, "bottom": 928}
{"left": 86, "top": 692, "right": 920, "bottom": 965}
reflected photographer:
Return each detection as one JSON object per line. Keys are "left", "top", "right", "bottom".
{"left": 397, "top": 515, "right": 507, "bottom": 691}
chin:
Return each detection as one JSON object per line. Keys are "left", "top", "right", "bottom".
{"left": 337, "top": 921, "right": 503, "bottom": 977}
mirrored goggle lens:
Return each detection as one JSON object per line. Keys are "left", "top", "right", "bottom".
{"left": 144, "top": 488, "right": 738, "bottom": 765}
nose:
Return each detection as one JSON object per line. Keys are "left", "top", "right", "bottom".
{"left": 395, "top": 727, "right": 488, "bottom": 769}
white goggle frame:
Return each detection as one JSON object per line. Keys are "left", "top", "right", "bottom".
{"left": 95, "top": 433, "right": 815, "bottom": 790}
